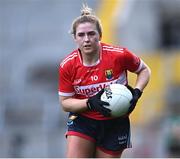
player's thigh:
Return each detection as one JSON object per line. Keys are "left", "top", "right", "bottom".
{"left": 95, "top": 148, "right": 124, "bottom": 158}
{"left": 66, "top": 135, "right": 96, "bottom": 158}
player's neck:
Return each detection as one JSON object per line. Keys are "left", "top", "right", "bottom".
{"left": 81, "top": 52, "right": 99, "bottom": 66}
{"left": 83, "top": 53, "right": 100, "bottom": 66}
{"left": 79, "top": 49, "right": 100, "bottom": 66}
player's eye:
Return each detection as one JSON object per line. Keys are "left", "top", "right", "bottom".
{"left": 77, "top": 33, "right": 85, "bottom": 37}
{"left": 88, "top": 31, "right": 96, "bottom": 36}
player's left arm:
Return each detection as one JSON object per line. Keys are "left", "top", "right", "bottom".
{"left": 134, "top": 61, "right": 151, "bottom": 92}
{"left": 126, "top": 61, "right": 151, "bottom": 114}
{"left": 124, "top": 48, "right": 151, "bottom": 91}
{"left": 124, "top": 49, "right": 151, "bottom": 114}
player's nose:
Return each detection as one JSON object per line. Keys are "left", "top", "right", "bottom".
{"left": 84, "top": 34, "right": 90, "bottom": 42}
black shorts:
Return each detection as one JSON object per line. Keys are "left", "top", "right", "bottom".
{"left": 66, "top": 113, "right": 132, "bottom": 155}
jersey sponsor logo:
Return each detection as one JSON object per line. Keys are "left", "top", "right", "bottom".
{"left": 73, "top": 73, "right": 127, "bottom": 97}
{"left": 105, "top": 69, "right": 113, "bottom": 80}
{"left": 74, "top": 80, "right": 117, "bottom": 97}
{"left": 73, "top": 78, "right": 82, "bottom": 85}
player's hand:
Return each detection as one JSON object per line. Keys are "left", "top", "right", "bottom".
{"left": 87, "top": 89, "right": 111, "bottom": 117}
{"left": 126, "top": 85, "right": 142, "bottom": 114}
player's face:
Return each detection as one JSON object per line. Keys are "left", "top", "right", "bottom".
{"left": 74, "top": 22, "right": 101, "bottom": 55}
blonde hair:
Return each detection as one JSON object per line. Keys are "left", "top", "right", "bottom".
{"left": 70, "top": 4, "right": 102, "bottom": 37}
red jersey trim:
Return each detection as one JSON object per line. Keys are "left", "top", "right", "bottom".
{"left": 102, "top": 44, "right": 124, "bottom": 53}
{"left": 60, "top": 52, "right": 78, "bottom": 68}
{"left": 135, "top": 59, "right": 145, "bottom": 73}
{"left": 97, "top": 146, "right": 124, "bottom": 156}
{"left": 58, "top": 91, "right": 74, "bottom": 96}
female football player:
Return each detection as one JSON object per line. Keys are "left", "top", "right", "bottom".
{"left": 58, "top": 4, "right": 151, "bottom": 158}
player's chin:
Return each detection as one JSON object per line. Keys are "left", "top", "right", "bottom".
{"left": 82, "top": 48, "right": 93, "bottom": 54}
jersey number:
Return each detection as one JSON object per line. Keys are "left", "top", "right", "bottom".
{"left": 91, "top": 75, "right": 98, "bottom": 81}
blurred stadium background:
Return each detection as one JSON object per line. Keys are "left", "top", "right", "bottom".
{"left": 0, "top": 0, "right": 180, "bottom": 157}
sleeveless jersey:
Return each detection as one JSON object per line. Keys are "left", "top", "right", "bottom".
{"left": 58, "top": 43, "right": 143, "bottom": 120}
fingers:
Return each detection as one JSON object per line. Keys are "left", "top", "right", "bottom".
{"left": 130, "top": 98, "right": 137, "bottom": 106}
{"left": 101, "top": 101, "right": 110, "bottom": 106}
{"left": 97, "top": 88, "right": 105, "bottom": 96}
{"left": 101, "top": 108, "right": 111, "bottom": 117}
{"left": 126, "top": 85, "right": 134, "bottom": 94}
{"left": 96, "top": 103, "right": 111, "bottom": 117}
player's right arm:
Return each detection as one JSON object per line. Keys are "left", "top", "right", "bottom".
{"left": 59, "top": 91, "right": 111, "bottom": 117}
{"left": 59, "top": 96, "right": 88, "bottom": 113}
{"left": 59, "top": 60, "right": 88, "bottom": 113}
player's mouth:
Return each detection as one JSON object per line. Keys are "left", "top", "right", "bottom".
{"left": 84, "top": 44, "right": 91, "bottom": 49}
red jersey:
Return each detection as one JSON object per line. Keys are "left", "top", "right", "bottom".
{"left": 59, "top": 43, "right": 143, "bottom": 120}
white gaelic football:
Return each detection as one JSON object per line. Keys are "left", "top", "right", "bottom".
{"left": 101, "top": 84, "right": 133, "bottom": 117}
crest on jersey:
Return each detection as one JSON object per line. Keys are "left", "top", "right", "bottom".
{"left": 105, "top": 69, "right": 113, "bottom": 80}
